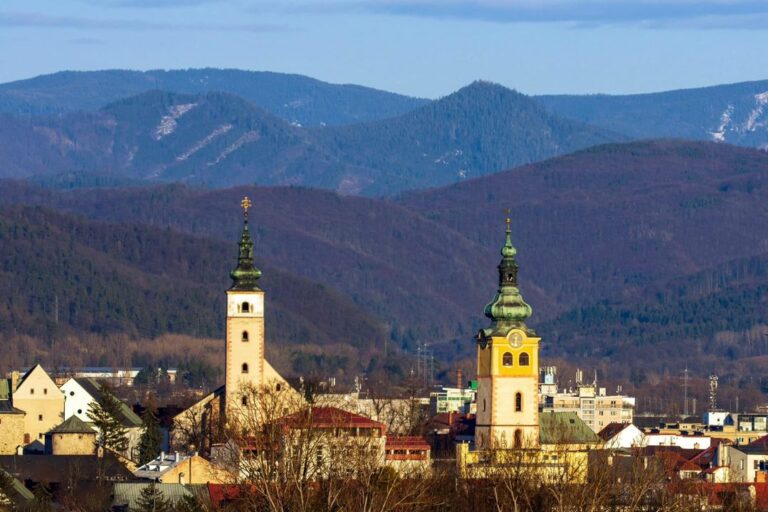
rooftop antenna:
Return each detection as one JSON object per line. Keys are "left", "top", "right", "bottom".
{"left": 682, "top": 366, "right": 690, "bottom": 416}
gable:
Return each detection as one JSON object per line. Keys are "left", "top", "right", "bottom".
{"left": 14, "top": 365, "right": 60, "bottom": 399}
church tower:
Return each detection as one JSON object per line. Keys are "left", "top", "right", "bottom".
{"left": 475, "top": 217, "right": 540, "bottom": 449}
{"left": 225, "top": 197, "right": 265, "bottom": 418}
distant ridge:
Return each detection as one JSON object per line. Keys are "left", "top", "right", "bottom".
{"left": 0, "top": 68, "right": 429, "bottom": 126}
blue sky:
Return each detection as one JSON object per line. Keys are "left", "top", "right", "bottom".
{"left": 2, "top": 0, "right": 768, "bottom": 98}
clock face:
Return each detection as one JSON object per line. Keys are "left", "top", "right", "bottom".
{"left": 509, "top": 332, "right": 523, "bottom": 348}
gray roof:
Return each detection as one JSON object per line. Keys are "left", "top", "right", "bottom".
{"left": 0, "top": 400, "right": 24, "bottom": 415}
{"left": 74, "top": 378, "right": 142, "bottom": 428}
{"left": 112, "top": 483, "right": 208, "bottom": 509}
{"left": 46, "top": 416, "right": 96, "bottom": 434}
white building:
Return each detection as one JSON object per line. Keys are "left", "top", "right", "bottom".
{"left": 60, "top": 377, "right": 143, "bottom": 459}
{"left": 644, "top": 433, "right": 711, "bottom": 450}
{"left": 597, "top": 423, "right": 646, "bottom": 449}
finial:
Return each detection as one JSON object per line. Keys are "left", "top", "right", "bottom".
{"left": 241, "top": 196, "right": 253, "bottom": 221}
{"left": 504, "top": 208, "right": 511, "bottom": 233}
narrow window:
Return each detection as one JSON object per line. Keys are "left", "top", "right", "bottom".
{"left": 519, "top": 352, "right": 530, "bottom": 366}
{"left": 502, "top": 352, "right": 513, "bottom": 367}
{"left": 515, "top": 392, "right": 522, "bottom": 412}
{"left": 514, "top": 429, "right": 523, "bottom": 448}
{"left": 276, "top": 384, "right": 282, "bottom": 392}
{"left": 242, "top": 331, "right": 249, "bottom": 342}
{"left": 241, "top": 302, "right": 250, "bottom": 313}
{"left": 43, "top": 388, "right": 48, "bottom": 395}
{"left": 242, "top": 363, "right": 249, "bottom": 374}
{"left": 38, "top": 414, "right": 43, "bottom": 421}
{"left": 30, "top": 389, "right": 34, "bottom": 395}
{"left": 242, "top": 396, "right": 248, "bottom": 406}
{"left": 483, "top": 398, "right": 486, "bottom": 412}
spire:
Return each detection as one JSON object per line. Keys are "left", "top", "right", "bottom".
{"left": 229, "top": 196, "right": 262, "bottom": 291}
{"left": 482, "top": 213, "right": 532, "bottom": 335}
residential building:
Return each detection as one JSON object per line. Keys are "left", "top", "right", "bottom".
{"left": 597, "top": 422, "right": 645, "bottom": 449}
{"left": 384, "top": 436, "right": 431, "bottom": 474}
{"left": 540, "top": 380, "right": 635, "bottom": 433}
{"left": 11, "top": 365, "right": 65, "bottom": 450}
{"left": 429, "top": 385, "right": 476, "bottom": 415}
{"left": 134, "top": 452, "right": 232, "bottom": 484}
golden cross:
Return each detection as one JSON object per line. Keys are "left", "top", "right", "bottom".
{"left": 241, "top": 196, "right": 252, "bottom": 214}
{"left": 504, "top": 208, "right": 511, "bottom": 226}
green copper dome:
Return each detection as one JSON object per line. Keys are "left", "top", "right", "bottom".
{"left": 230, "top": 198, "right": 262, "bottom": 291}
{"left": 482, "top": 220, "right": 532, "bottom": 336}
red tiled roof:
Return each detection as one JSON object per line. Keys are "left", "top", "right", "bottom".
{"left": 386, "top": 436, "right": 430, "bottom": 450}
{"left": 280, "top": 406, "right": 386, "bottom": 433}
{"left": 597, "top": 422, "right": 630, "bottom": 441}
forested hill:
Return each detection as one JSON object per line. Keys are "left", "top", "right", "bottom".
{"left": 0, "top": 84, "right": 621, "bottom": 195}
{"left": 0, "top": 205, "right": 389, "bottom": 378}
{"left": 0, "top": 69, "right": 429, "bottom": 126}
{"left": 317, "top": 81, "right": 623, "bottom": 195}
{"left": 537, "top": 79, "right": 768, "bottom": 148}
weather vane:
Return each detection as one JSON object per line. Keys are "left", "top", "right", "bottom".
{"left": 241, "top": 196, "right": 253, "bottom": 219}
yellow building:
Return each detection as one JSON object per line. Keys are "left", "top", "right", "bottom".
{"left": 11, "top": 365, "right": 64, "bottom": 450}
{"left": 461, "top": 219, "right": 601, "bottom": 480}
{"left": 134, "top": 453, "right": 232, "bottom": 484}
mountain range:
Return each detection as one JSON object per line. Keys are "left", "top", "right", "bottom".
{"left": 0, "top": 83, "right": 620, "bottom": 195}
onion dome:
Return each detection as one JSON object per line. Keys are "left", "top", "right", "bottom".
{"left": 482, "top": 217, "right": 533, "bottom": 336}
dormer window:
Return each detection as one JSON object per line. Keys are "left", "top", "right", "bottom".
{"left": 241, "top": 302, "right": 250, "bottom": 313}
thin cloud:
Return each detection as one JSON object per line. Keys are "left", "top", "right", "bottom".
{"left": 250, "top": 0, "right": 768, "bottom": 29}
{"left": 0, "top": 11, "right": 289, "bottom": 32}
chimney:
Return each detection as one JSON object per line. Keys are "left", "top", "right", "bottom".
{"left": 11, "top": 371, "right": 19, "bottom": 392}
{"left": 456, "top": 368, "right": 463, "bottom": 389}
{"left": 175, "top": 451, "right": 180, "bottom": 463}
{"left": 160, "top": 451, "right": 165, "bottom": 461}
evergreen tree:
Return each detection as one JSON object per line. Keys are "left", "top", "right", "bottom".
{"left": 133, "top": 482, "right": 171, "bottom": 512}
{"left": 87, "top": 384, "right": 129, "bottom": 454}
{"left": 138, "top": 396, "right": 163, "bottom": 465}
{"left": 175, "top": 494, "right": 204, "bottom": 512}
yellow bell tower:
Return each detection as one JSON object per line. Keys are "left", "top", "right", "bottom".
{"left": 475, "top": 217, "right": 540, "bottom": 449}
{"left": 225, "top": 197, "right": 266, "bottom": 419}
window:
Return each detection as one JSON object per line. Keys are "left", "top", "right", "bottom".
{"left": 30, "top": 389, "right": 34, "bottom": 395}
{"left": 242, "top": 363, "right": 249, "bottom": 374}
{"left": 519, "top": 353, "right": 530, "bottom": 366}
{"left": 242, "top": 396, "right": 248, "bottom": 406}
{"left": 69, "top": 391, "right": 75, "bottom": 397}
{"left": 515, "top": 392, "right": 522, "bottom": 412}
{"left": 242, "top": 331, "right": 249, "bottom": 342}
{"left": 502, "top": 352, "right": 513, "bottom": 366}
{"left": 483, "top": 399, "right": 486, "bottom": 412}
{"left": 43, "top": 388, "right": 47, "bottom": 395}
{"left": 77, "top": 409, "right": 82, "bottom": 414}
{"left": 38, "top": 414, "right": 43, "bottom": 421}
{"left": 514, "top": 429, "right": 523, "bottom": 448}
{"left": 276, "top": 384, "right": 282, "bottom": 392}
{"left": 241, "top": 302, "right": 250, "bottom": 313}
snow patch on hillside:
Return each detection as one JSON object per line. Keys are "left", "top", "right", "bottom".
{"left": 710, "top": 105, "right": 733, "bottom": 142}
{"left": 208, "top": 130, "right": 260, "bottom": 166}
{"left": 154, "top": 103, "right": 197, "bottom": 140}
{"left": 746, "top": 91, "right": 768, "bottom": 132}
{"left": 176, "top": 124, "right": 232, "bottom": 161}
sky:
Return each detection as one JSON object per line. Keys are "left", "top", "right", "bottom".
{"left": 2, "top": 0, "right": 768, "bottom": 98}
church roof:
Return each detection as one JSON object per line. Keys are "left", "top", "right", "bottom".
{"left": 229, "top": 196, "right": 262, "bottom": 292}
{"left": 539, "top": 412, "right": 601, "bottom": 445}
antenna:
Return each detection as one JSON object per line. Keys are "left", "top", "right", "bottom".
{"left": 682, "top": 367, "right": 690, "bottom": 416}
{"left": 709, "top": 374, "right": 719, "bottom": 412}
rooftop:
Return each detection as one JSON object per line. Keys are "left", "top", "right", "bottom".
{"left": 73, "top": 378, "right": 142, "bottom": 427}
{"left": 539, "top": 412, "right": 601, "bottom": 445}
{"left": 46, "top": 416, "right": 96, "bottom": 435}
{"left": 133, "top": 452, "right": 192, "bottom": 480}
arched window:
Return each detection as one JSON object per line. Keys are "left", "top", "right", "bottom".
{"left": 241, "top": 302, "right": 250, "bottom": 313}
{"left": 515, "top": 392, "right": 522, "bottom": 412}
{"left": 242, "top": 331, "right": 249, "bottom": 342}
{"left": 242, "top": 363, "right": 249, "bottom": 374}
{"left": 519, "top": 352, "right": 530, "bottom": 366}
{"left": 502, "top": 352, "right": 513, "bottom": 367}
{"left": 514, "top": 429, "right": 523, "bottom": 448}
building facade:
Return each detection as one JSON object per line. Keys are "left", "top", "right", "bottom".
{"left": 12, "top": 365, "right": 65, "bottom": 449}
